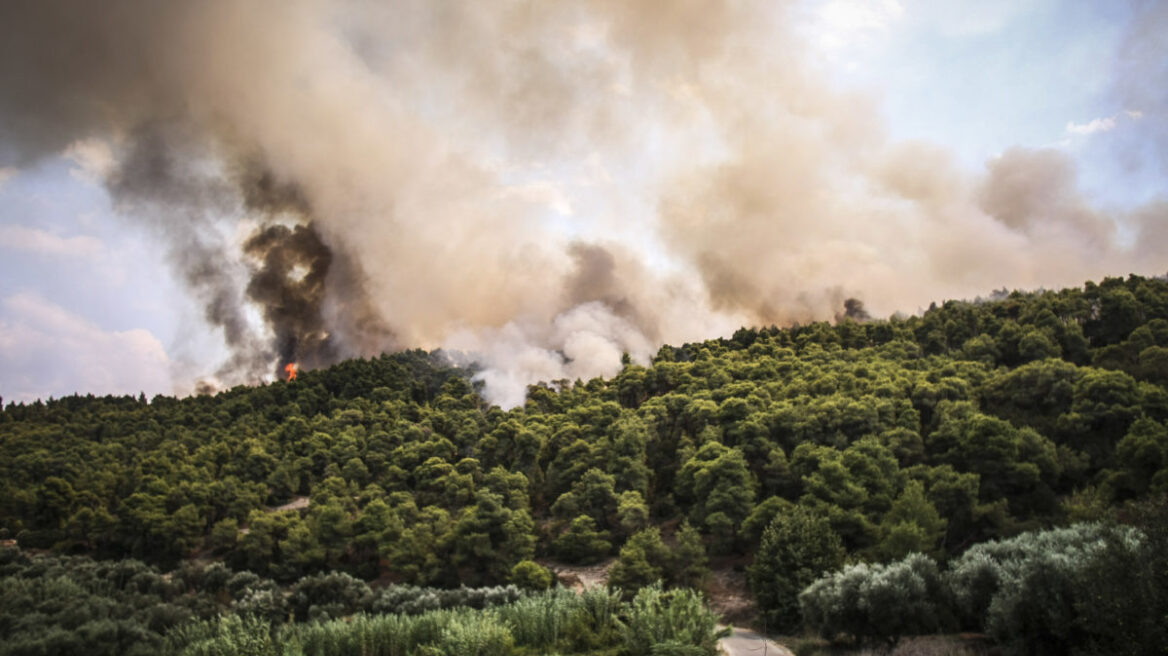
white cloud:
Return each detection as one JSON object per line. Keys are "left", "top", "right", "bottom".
{"left": 63, "top": 137, "right": 115, "bottom": 183}
{"left": 0, "top": 292, "right": 171, "bottom": 402}
{"left": 809, "top": 0, "right": 904, "bottom": 54}
{"left": 0, "top": 166, "right": 16, "bottom": 189}
{"left": 0, "top": 224, "right": 105, "bottom": 258}
{"left": 1066, "top": 116, "right": 1117, "bottom": 135}
{"left": 1066, "top": 109, "right": 1145, "bottom": 137}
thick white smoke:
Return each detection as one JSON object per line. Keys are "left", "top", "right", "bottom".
{"left": 0, "top": 0, "right": 1164, "bottom": 406}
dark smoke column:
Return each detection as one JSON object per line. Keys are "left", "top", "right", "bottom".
{"left": 244, "top": 223, "right": 339, "bottom": 378}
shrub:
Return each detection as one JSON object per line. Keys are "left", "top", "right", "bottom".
{"left": 508, "top": 560, "right": 553, "bottom": 591}
{"left": 368, "top": 583, "right": 522, "bottom": 616}
{"left": 800, "top": 552, "right": 952, "bottom": 647}
{"left": 621, "top": 583, "right": 728, "bottom": 656}
{"left": 431, "top": 614, "right": 514, "bottom": 656}
{"left": 495, "top": 588, "right": 579, "bottom": 647}
{"left": 947, "top": 521, "right": 1155, "bottom": 655}
{"left": 165, "top": 614, "right": 278, "bottom": 656}
{"left": 287, "top": 571, "right": 372, "bottom": 622}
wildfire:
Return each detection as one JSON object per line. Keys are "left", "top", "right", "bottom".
{"left": 285, "top": 362, "right": 298, "bottom": 381}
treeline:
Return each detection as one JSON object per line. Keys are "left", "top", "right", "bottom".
{"left": 1, "top": 274, "right": 1167, "bottom": 652}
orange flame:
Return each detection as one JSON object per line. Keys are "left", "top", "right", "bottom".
{"left": 285, "top": 362, "right": 298, "bottom": 381}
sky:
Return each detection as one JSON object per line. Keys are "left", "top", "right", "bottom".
{"left": 0, "top": 0, "right": 1165, "bottom": 407}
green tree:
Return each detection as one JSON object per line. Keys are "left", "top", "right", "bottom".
{"left": 616, "top": 490, "right": 650, "bottom": 536}
{"left": 382, "top": 504, "right": 454, "bottom": 585}
{"left": 509, "top": 559, "right": 554, "bottom": 591}
{"left": 551, "top": 468, "right": 619, "bottom": 529}
{"left": 553, "top": 515, "right": 612, "bottom": 564}
{"left": 452, "top": 490, "right": 536, "bottom": 585}
{"left": 621, "top": 584, "right": 729, "bottom": 656}
{"left": 1018, "top": 331, "right": 1060, "bottom": 362}
{"left": 310, "top": 499, "right": 354, "bottom": 564}
{"left": 740, "top": 496, "right": 794, "bottom": 545}
{"left": 927, "top": 402, "right": 1059, "bottom": 519}
{"left": 1058, "top": 368, "right": 1142, "bottom": 466}
{"left": 675, "top": 442, "right": 757, "bottom": 552}
{"left": 748, "top": 507, "right": 846, "bottom": 632}
{"left": 669, "top": 521, "right": 710, "bottom": 590}
{"left": 875, "top": 480, "right": 947, "bottom": 561}
{"left": 1106, "top": 418, "right": 1168, "bottom": 499}
{"left": 206, "top": 515, "right": 238, "bottom": 550}
{"left": 608, "top": 527, "right": 670, "bottom": 597}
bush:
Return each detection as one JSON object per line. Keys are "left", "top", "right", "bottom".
{"left": 508, "top": 560, "right": 553, "bottom": 591}
{"left": 621, "top": 583, "right": 728, "bottom": 656}
{"left": 366, "top": 583, "right": 522, "bottom": 617}
{"left": 431, "top": 614, "right": 514, "bottom": 656}
{"left": 495, "top": 588, "right": 579, "bottom": 647}
{"left": 288, "top": 571, "right": 372, "bottom": 622}
{"left": 946, "top": 522, "right": 1157, "bottom": 655}
{"left": 800, "top": 553, "right": 952, "bottom": 647}
{"left": 165, "top": 614, "right": 278, "bottom": 656}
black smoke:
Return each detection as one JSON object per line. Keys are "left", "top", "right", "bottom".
{"left": 104, "top": 125, "right": 392, "bottom": 384}
{"left": 244, "top": 223, "right": 335, "bottom": 376}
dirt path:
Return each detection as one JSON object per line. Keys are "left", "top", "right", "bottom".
{"left": 707, "top": 567, "right": 755, "bottom": 627}
{"left": 268, "top": 496, "right": 310, "bottom": 512}
{"left": 539, "top": 558, "right": 614, "bottom": 591}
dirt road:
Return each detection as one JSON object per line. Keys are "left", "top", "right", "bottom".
{"left": 719, "top": 627, "right": 793, "bottom": 656}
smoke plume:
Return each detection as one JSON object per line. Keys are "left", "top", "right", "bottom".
{"left": 0, "top": 0, "right": 1165, "bottom": 405}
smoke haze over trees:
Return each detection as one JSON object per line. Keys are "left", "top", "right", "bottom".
{"left": 1, "top": 0, "right": 1167, "bottom": 404}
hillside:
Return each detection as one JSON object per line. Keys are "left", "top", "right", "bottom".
{"left": 2, "top": 274, "right": 1167, "bottom": 655}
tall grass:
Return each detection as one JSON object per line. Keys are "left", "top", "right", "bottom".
{"left": 165, "top": 583, "right": 725, "bottom": 656}
{"left": 495, "top": 588, "right": 579, "bottom": 646}
{"left": 621, "top": 584, "right": 727, "bottom": 656}
{"left": 165, "top": 614, "right": 278, "bottom": 656}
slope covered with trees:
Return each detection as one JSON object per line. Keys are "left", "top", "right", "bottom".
{"left": 2, "top": 274, "right": 1167, "bottom": 653}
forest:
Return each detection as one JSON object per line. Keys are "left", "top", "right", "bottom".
{"left": 1, "top": 274, "right": 1167, "bottom": 655}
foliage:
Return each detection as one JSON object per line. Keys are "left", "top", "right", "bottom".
{"left": 621, "top": 583, "right": 729, "bottom": 656}
{"left": 799, "top": 553, "right": 953, "bottom": 647}
{"left": 553, "top": 515, "right": 613, "bottom": 564}
{"left": 946, "top": 522, "right": 1151, "bottom": 655}
{"left": 748, "top": 507, "right": 845, "bottom": 633}
{"left": 0, "top": 548, "right": 529, "bottom": 656}
{"left": 508, "top": 559, "right": 554, "bottom": 591}
{"left": 4, "top": 276, "right": 1168, "bottom": 653}
{"left": 163, "top": 582, "right": 725, "bottom": 656}
{"left": 802, "top": 518, "right": 1168, "bottom": 655}
{"left": 608, "top": 527, "right": 670, "bottom": 596}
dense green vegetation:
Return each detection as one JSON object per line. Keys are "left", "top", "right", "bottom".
{"left": 0, "top": 547, "right": 525, "bottom": 655}
{"left": 168, "top": 581, "right": 725, "bottom": 656}
{"left": 0, "top": 547, "right": 725, "bottom": 656}
{"left": 2, "top": 274, "right": 1168, "bottom": 653}
{"left": 800, "top": 495, "right": 1168, "bottom": 655}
